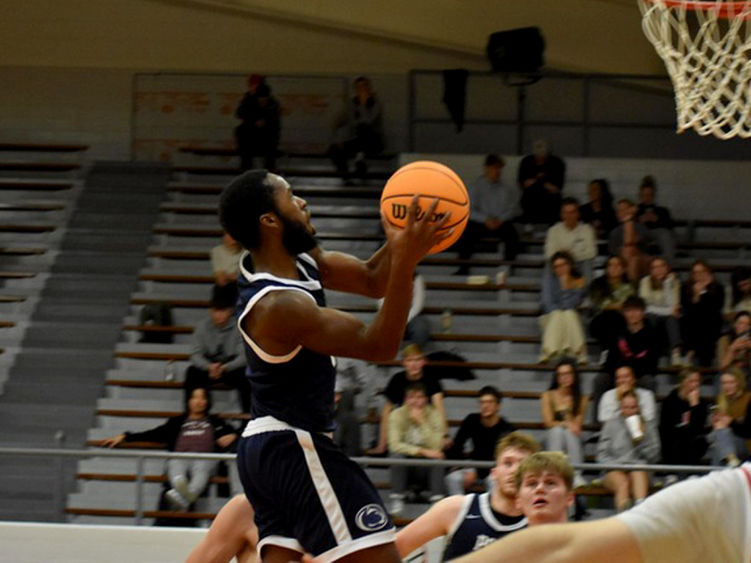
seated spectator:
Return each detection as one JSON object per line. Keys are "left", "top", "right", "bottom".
{"left": 388, "top": 383, "right": 446, "bottom": 512}
{"left": 609, "top": 198, "right": 651, "bottom": 282}
{"left": 597, "top": 391, "right": 661, "bottom": 512}
{"left": 329, "top": 76, "right": 383, "bottom": 183}
{"left": 659, "top": 368, "right": 709, "bottom": 467}
{"left": 369, "top": 343, "right": 446, "bottom": 455}
{"left": 517, "top": 139, "right": 566, "bottom": 225}
{"left": 540, "top": 360, "right": 589, "bottom": 488}
{"left": 444, "top": 386, "right": 515, "bottom": 495}
{"left": 184, "top": 284, "right": 251, "bottom": 413}
{"left": 378, "top": 272, "right": 429, "bottom": 349}
{"left": 234, "top": 76, "right": 281, "bottom": 171}
{"left": 211, "top": 232, "right": 243, "bottom": 286}
{"left": 539, "top": 251, "right": 588, "bottom": 364}
{"left": 102, "top": 387, "right": 238, "bottom": 510}
{"left": 580, "top": 178, "right": 618, "bottom": 241}
{"left": 455, "top": 154, "right": 520, "bottom": 275}
{"left": 515, "top": 452, "right": 575, "bottom": 525}
{"left": 333, "top": 357, "right": 371, "bottom": 456}
{"left": 597, "top": 365, "right": 657, "bottom": 424}
{"left": 588, "top": 255, "right": 634, "bottom": 351}
{"left": 717, "top": 311, "right": 751, "bottom": 373}
{"left": 725, "top": 265, "right": 751, "bottom": 318}
{"left": 544, "top": 197, "right": 597, "bottom": 281}
{"left": 638, "top": 256, "right": 682, "bottom": 366}
{"left": 681, "top": 259, "right": 725, "bottom": 367}
{"left": 709, "top": 368, "right": 751, "bottom": 467}
{"left": 635, "top": 176, "right": 675, "bottom": 261}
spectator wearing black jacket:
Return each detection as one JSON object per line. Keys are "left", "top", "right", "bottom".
{"left": 636, "top": 176, "right": 675, "bottom": 261}
{"left": 102, "top": 387, "right": 238, "bottom": 510}
{"left": 444, "top": 386, "right": 515, "bottom": 495}
{"left": 659, "top": 369, "right": 709, "bottom": 466}
{"left": 234, "top": 75, "right": 281, "bottom": 171}
{"left": 681, "top": 260, "right": 725, "bottom": 367}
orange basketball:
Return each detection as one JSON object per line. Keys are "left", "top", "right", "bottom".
{"left": 380, "top": 161, "right": 470, "bottom": 254}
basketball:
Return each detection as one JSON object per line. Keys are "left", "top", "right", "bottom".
{"left": 380, "top": 160, "right": 470, "bottom": 254}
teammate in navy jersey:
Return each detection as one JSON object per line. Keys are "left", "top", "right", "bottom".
{"left": 395, "top": 432, "right": 541, "bottom": 560}
{"left": 219, "top": 169, "right": 449, "bottom": 563}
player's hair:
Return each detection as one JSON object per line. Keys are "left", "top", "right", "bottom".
{"left": 401, "top": 343, "right": 424, "bottom": 358}
{"left": 622, "top": 295, "right": 646, "bottom": 311}
{"left": 478, "top": 385, "right": 502, "bottom": 402}
{"left": 484, "top": 153, "right": 505, "bottom": 167}
{"left": 514, "top": 451, "right": 574, "bottom": 491}
{"left": 219, "top": 170, "right": 276, "bottom": 250}
{"left": 404, "top": 382, "right": 427, "bottom": 396}
{"left": 494, "top": 431, "right": 541, "bottom": 459}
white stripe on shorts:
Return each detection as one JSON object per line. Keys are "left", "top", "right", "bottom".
{"left": 294, "top": 429, "right": 352, "bottom": 545}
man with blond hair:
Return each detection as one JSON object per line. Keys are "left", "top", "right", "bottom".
{"left": 513, "top": 451, "right": 575, "bottom": 526}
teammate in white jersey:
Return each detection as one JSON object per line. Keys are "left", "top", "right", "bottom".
{"left": 457, "top": 464, "right": 751, "bottom": 563}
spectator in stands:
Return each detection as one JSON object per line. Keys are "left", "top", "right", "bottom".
{"left": 517, "top": 139, "right": 566, "bottom": 225}
{"left": 329, "top": 76, "right": 383, "bottom": 184}
{"left": 636, "top": 175, "right": 675, "bottom": 261}
{"left": 717, "top": 311, "right": 751, "bottom": 373}
{"left": 580, "top": 178, "right": 617, "bottom": 241}
{"left": 681, "top": 259, "right": 725, "bottom": 367}
{"left": 540, "top": 360, "right": 589, "bottom": 488}
{"left": 726, "top": 265, "right": 751, "bottom": 318}
{"left": 368, "top": 343, "right": 446, "bottom": 455}
{"left": 609, "top": 198, "right": 651, "bottom": 282}
{"left": 539, "top": 251, "right": 588, "bottom": 364}
{"left": 234, "top": 75, "right": 281, "bottom": 171}
{"left": 597, "top": 390, "right": 661, "bottom": 512}
{"left": 588, "top": 255, "right": 634, "bottom": 351}
{"left": 601, "top": 296, "right": 659, "bottom": 391}
{"left": 211, "top": 232, "right": 243, "bottom": 287}
{"left": 444, "top": 386, "right": 515, "bottom": 495}
{"left": 638, "top": 256, "right": 682, "bottom": 366}
{"left": 709, "top": 368, "right": 751, "bottom": 467}
{"left": 659, "top": 368, "right": 709, "bottom": 468}
{"left": 102, "top": 387, "right": 238, "bottom": 510}
{"left": 597, "top": 365, "right": 657, "bottom": 423}
{"left": 455, "top": 154, "right": 520, "bottom": 275}
{"left": 184, "top": 284, "right": 251, "bottom": 413}
{"left": 378, "top": 272, "right": 429, "bottom": 349}
{"left": 333, "top": 357, "right": 372, "bottom": 456}
{"left": 544, "top": 197, "right": 597, "bottom": 281}
{"left": 388, "top": 383, "right": 446, "bottom": 512}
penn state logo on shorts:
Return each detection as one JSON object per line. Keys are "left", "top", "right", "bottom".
{"left": 355, "top": 503, "right": 389, "bottom": 532}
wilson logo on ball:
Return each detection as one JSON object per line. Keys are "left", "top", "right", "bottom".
{"left": 391, "top": 203, "right": 447, "bottom": 222}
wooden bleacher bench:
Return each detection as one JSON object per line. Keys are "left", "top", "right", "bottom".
{"left": 0, "top": 295, "right": 27, "bottom": 303}
{"left": 0, "top": 142, "right": 88, "bottom": 152}
{"left": 0, "top": 180, "right": 74, "bottom": 191}
{"left": 0, "top": 202, "right": 65, "bottom": 212}
{"left": 0, "top": 246, "right": 46, "bottom": 256}
{"left": 0, "top": 224, "right": 55, "bottom": 233}
{"left": 0, "top": 162, "right": 81, "bottom": 172}
{"left": 0, "top": 271, "right": 36, "bottom": 280}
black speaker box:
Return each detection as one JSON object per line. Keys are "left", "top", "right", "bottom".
{"left": 486, "top": 27, "right": 545, "bottom": 73}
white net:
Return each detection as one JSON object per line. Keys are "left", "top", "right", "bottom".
{"left": 638, "top": 0, "right": 751, "bottom": 139}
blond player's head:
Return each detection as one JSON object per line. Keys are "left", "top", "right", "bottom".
{"left": 491, "top": 432, "right": 541, "bottom": 500}
{"left": 514, "top": 452, "right": 575, "bottom": 525}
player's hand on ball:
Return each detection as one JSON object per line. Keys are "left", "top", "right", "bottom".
{"left": 382, "top": 195, "right": 451, "bottom": 265}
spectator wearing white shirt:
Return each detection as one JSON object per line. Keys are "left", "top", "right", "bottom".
{"left": 544, "top": 198, "right": 597, "bottom": 281}
{"left": 455, "top": 154, "right": 520, "bottom": 275}
{"left": 598, "top": 365, "right": 656, "bottom": 423}
{"left": 638, "top": 256, "right": 682, "bottom": 366}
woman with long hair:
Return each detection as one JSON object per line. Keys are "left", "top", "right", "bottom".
{"left": 580, "top": 178, "right": 617, "bottom": 239}
{"left": 638, "top": 256, "right": 682, "bottom": 366}
{"left": 710, "top": 368, "right": 751, "bottom": 467}
{"left": 541, "top": 359, "right": 589, "bottom": 487}
{"left": 589, "top": 255, "right": 634, "bottom": 351}
{"left": 681, "top": 260, "right": 725, "bottom": 366}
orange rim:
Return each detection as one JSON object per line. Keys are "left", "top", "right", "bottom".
{"left": 643, "top": 0, "right": 751, "bottom": 18}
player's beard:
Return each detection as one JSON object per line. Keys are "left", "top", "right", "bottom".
{"left": 279, "top": 214, "right": 318, "bottom": 255}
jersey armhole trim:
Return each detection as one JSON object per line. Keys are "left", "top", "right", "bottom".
{"left": 237, "top": 285, "right": 316, "bottom": 364}
{"left": 446, "top": 494, "right": 474, "bottom": 541}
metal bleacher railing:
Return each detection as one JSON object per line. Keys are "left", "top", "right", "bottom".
{"left": 0, "top": 445, "right": 724, "bottom": 526}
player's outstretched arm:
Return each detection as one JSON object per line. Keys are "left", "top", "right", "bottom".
{"left": 454, "top": 518, "right": 641, "bottom": 563}
{"left": 310, "top": 243, "right": 391, "bottom": 299}
{"left": 185, "top": 495, "right": 257, "bottom": 563}
{"left": 395, "top": 495, "right": 465, "bottom": 557}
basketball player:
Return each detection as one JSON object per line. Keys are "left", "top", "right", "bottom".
{"left": 219, "top": 169, "right": 450, "bottom": 562}
{"left": 513, "top": 451, "right": 575, "bottom": 526}
{"left": 395, "top": 432, "right": 540, "bottom": 560}
{"left": 185, "top": 494, "right": 257, "bottom": 563}
{"left": 458, "top": 464, "right": 751, "bottom": 562}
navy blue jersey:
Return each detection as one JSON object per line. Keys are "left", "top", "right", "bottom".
{"left": 237, "top": 251, "right": 337, "bottom": 432}
{"left": 442, "top": 493, "right": 527, "bottom": 560}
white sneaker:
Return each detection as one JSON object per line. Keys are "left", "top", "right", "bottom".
{"left": 165, "top": 488, "right": 190, "bottom": 511}
{"left": 389, "top": 494, "right": 405, "bottom": 515}
{"left": 172, "top": 474, "right": 196, "bottom": 503}
{"left": 598, "top": 350, "right": 609, "bottom": 366}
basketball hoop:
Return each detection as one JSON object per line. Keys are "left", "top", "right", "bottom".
{"left": 638, "top": 0, "right": 751, "bottom": 139}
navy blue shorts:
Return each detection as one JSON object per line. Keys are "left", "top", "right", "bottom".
{"left": 237, "top": 416, "right": 395, "bottom": 560}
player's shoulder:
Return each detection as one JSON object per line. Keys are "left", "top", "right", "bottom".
{"left": 430, "top": 494, "right": 471, "bottom": 524}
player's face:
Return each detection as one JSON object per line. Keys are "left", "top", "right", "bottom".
{"left": 561, "top": 204, "right": 579, "bottom": 228}
{"left": 492, "top": 447, "right": 532, "bottom": 498}
{"left": 478, "top": 394, "right": 499, "bottom": 418}
{"left": 270, "top": 176, "right": 317, "bottom": 255}
{"left": 516, "top": 471, "right": 573, "bottom": 525}
{"left": 403, "top": 353, "right": 426, "bottom": 378}
{"left": 615, "top": 367, "right": 636, "bottom": 390}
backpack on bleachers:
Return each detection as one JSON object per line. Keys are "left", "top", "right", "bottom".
{"left": 139, "top": 303, "right": 174, "bottom": 344}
